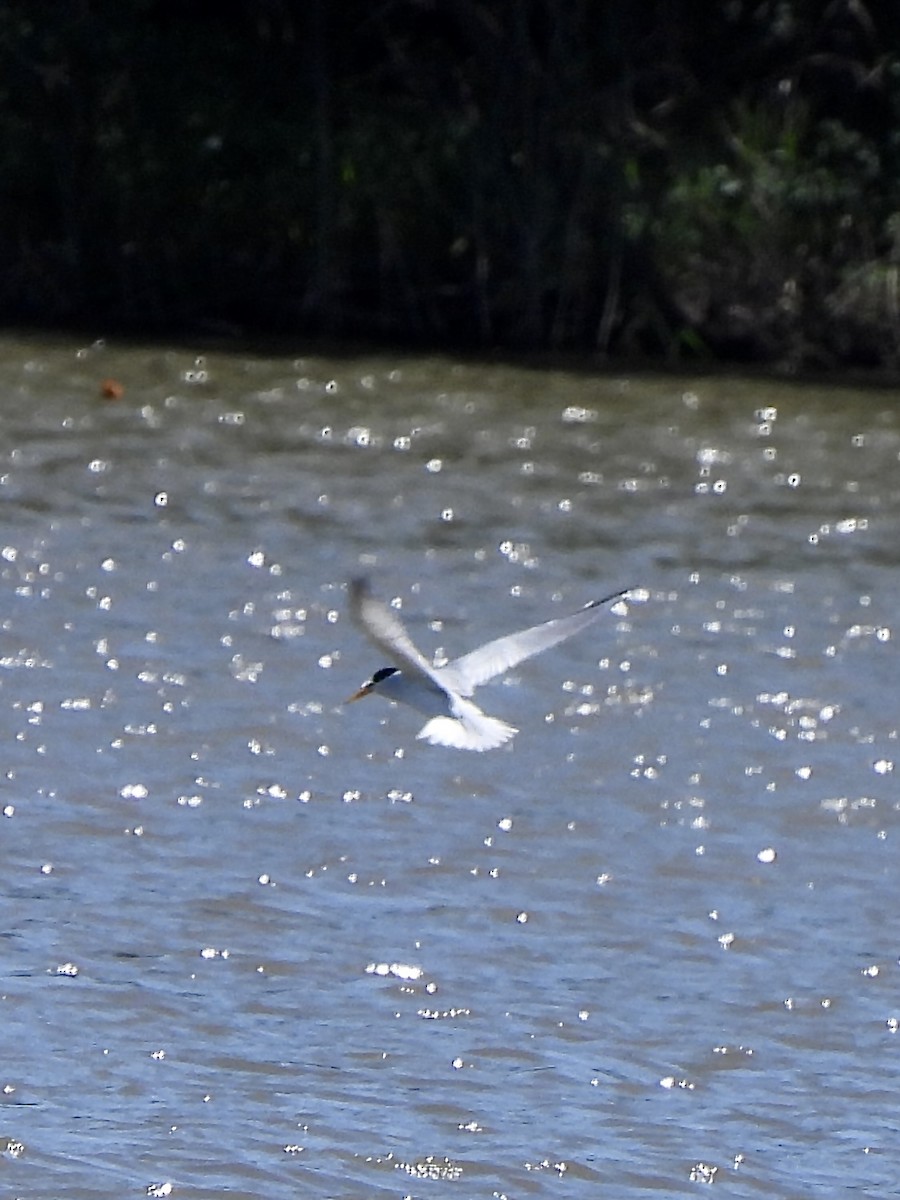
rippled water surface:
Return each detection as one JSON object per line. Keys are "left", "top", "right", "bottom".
{"left": 1, "top": 336, "right": 899, "bottom": 1197}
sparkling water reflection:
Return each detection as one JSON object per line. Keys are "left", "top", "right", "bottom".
{"left": 0, "top": 336, "right": 898, "bottom": 1197}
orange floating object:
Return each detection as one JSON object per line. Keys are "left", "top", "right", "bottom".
{"left": 100, "top": 378, "right": 125, "bottom": 400}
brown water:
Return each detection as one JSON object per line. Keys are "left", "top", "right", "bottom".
{"left": 1, "top": 336, "right": 898, "bottom": 1197}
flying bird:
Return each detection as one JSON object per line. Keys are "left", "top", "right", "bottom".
{"left": 346, "top": 577, "right": 629, "bottom": 750}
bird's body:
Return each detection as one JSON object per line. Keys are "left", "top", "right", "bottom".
{"left": 346, "top": 577, "right": 628, "bottom": 751}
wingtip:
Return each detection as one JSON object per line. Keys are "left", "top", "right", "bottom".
{"left": 584, "top": 587, "right": 631, "bottom": 611}
{"left": 348, "top": 575, "right": 372, "bottom": 605}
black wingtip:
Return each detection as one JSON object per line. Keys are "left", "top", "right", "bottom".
{"left": 584, "top": 587, "right": 631, "bottom": 611}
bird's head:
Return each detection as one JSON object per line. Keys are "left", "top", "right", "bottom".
{"left": 346, "top": 665, "right": 399, "bottom": 702}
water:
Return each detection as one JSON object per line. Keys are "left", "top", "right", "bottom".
{"left": 1, "top": 336, "right": 898, "bottom": 1197}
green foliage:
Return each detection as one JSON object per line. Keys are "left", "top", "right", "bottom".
{"left": 0, "top": 0, "right": 898, "bottom": 365}
{"left": 650, "top": 98, "right": 895, "bottom": 363}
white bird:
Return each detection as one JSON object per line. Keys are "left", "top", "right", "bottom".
{"left": 346, "top": 577, "right": 629, "bottom": 751}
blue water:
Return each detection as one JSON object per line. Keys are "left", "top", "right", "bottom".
{"left": 0, "top": 338, "right": 897, "bottom": 1197}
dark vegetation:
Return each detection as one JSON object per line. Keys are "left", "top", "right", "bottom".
{"left": 2, "top": 0, "right": 900, "bottom": 367}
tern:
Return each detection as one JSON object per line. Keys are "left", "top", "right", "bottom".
{"left": 346, "top": 577, "right": 629, "bottom": 751}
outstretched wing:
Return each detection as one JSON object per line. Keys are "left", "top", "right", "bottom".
{"left": 347, "top": 577, "right": 443, "bottom": 688}
{"left": 441, "top": 588, "right": 629, "bottom": 695}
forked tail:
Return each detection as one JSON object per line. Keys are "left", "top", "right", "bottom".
{"left": 417, "top": 702, "right": 518, "bottom": 751}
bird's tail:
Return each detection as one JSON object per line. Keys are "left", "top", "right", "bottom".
{"left": 418, "top": 700, "right": 517, "bottom": 752}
